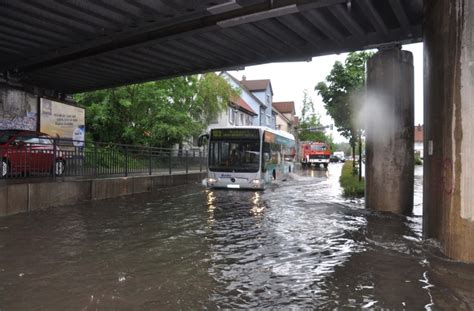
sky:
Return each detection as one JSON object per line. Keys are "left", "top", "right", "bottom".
{"left": 228, "top": 42, "right": 423, "bottom": 142}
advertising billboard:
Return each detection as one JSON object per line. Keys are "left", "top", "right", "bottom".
{"left": 40, "top": 98, "right": 85, "bottom": 146}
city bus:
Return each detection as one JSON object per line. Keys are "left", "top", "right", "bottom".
{"left": 198, "top": 126, "right": 296, "bottom": 190}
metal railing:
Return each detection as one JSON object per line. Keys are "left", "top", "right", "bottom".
{"left": 0, "top": 139, "right": 207, "bottom": 180}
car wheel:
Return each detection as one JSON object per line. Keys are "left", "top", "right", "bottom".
{"left": 54, "top": 159, "right": 65, "bottom": 176}
{"left": 1, "top": 159, "right": 8, "bottom": 178}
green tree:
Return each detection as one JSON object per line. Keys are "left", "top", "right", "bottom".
{"left": 315, "top": 51, "right": 373, "bottom": 164}
{"left": 74, "top": 73, "right": 236, "bottom": 147}
{"left": 298, "top": 90, "right": 328, "bottom": 143}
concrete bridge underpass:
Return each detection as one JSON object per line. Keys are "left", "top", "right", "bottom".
{"left": 0, "top": 0, "right": 473, "bottom": 262}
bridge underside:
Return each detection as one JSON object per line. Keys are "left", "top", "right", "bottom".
{"left": 0, "top": 0, "right": 422, "bottom": 94}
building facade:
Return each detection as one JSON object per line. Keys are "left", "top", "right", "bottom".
{"left": 239, "top": 77, "right": 275, "bottom": 128}
{"left": 206, "top": 73, "right": 299, "bottom": 136}
{"left": 414, "top": 124, "right": 423, "bottom": 158}
{"left": 273, "top": 101, "right": 297, "bottom": 135}
{"left": 206, "top": 72, "right": 260, "bottom": 131}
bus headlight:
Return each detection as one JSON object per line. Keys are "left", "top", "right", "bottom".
{"left": 250, "top": 179, "right": 261, "bottom": 185}
{"left": 207, "top": 178, "right": 217, "bottom": 184}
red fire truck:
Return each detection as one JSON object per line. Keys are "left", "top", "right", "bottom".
{"left": 300, "top": 141, "right": 331, "bottom": 168}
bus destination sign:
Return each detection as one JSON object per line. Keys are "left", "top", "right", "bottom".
{"left": 211, "top": 129, "right": 259, "bottom": 140}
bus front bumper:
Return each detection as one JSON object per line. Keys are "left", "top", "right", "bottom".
{"left": 206, "top": 177, "right": 265, "bottom": 190}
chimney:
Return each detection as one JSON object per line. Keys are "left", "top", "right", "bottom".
{"left": 242, "top": 75, "right": 246, "bottom": 81}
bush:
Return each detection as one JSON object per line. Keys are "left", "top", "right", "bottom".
{"left": 340, "top": 161, "right": 365, "bottom": 197}
{"left": 415, "top": 153, "right": 423, "bottom": 165}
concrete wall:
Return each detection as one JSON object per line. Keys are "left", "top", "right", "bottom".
{"left": 0, "top": 172, "right": 206, "bottom": 217}
{"left": 0, "top": 85, "right": 38, "bottom": 130}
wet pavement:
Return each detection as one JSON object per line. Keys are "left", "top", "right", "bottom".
{"left": 0, "top": 164, "right": 473, "bottom": 310}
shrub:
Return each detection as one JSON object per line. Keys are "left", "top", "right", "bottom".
{"left": 415, "top": 153, "right": 423, "bottom": 165}
{"left": 340, "top": 161, "right": 365, "bottom": 197}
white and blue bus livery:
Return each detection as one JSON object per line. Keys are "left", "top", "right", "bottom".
{"left": 199, "top": 126, "right": 296, "bottom": 190}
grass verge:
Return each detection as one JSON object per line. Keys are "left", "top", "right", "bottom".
{"left": 339, "top": 161, "right": 365, "bottom": 197}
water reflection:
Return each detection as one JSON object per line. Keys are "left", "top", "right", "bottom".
{"left": 299, "top": 165, "right": 330, "bottom": 178}
{"left": 206, "top": 189, "right": 217, "bottom": 224}
{"left": 250, "top": 192, "right": 265, "bottom": 217}
{"left": 0, "top": 166, "right": 473, "bottom": 309}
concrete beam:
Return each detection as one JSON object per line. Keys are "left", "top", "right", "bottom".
{"left": 424, "top": 0, "right": 474, "bottom": 262}
{"left": 366, "top": 48, "right": 414, "bottom": 215}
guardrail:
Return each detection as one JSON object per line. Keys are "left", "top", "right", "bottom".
{"left": 0, "top": 139, "right": 207, "bottom": 180}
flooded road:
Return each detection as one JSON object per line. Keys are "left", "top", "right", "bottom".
{"left": 1, "top": 164, "right": 473, "bottom": 309}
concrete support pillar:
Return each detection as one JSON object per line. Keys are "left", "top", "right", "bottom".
{"left": 365, "top": 48, "right": 414, "bottom": 215}
{"left": 424, "top": 0, "right": 474, "bottom": 262}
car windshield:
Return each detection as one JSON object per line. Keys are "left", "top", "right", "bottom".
{"left": 15, "top": 136, "right": 40, "bottom": 144}
{"left": 39, "top": 136, "right": 53, "bottom": 145}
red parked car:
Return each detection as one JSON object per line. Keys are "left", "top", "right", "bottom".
{"left": 0, "top": 129, "right": 65, "bottom": 178}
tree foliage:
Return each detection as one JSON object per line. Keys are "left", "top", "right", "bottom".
{"left": 298, "top": 90, "right": 329, "bottom": 143}
{"left": 74, "top": 73, "right": 237, "bottom": 147}
{"left": 315, "top": 51, "right": 373, "bottom": 146}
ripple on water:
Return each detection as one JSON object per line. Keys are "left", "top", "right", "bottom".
{"left": 0, "top": 168, "right": 473, "bottom": 309}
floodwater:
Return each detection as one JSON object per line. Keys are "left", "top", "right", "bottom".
{"left": 0, "top": 164, "right": 473, "bottom": 310}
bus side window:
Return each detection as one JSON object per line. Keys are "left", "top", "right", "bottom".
{"left": 262, "top": 142, "right": 270, "bottom": 172}
{"left": 271, "top": 143, "right": 281, "bottom": 165}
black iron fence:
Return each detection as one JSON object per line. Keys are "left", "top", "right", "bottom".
{"left": 0, "top": 138, "right": 207, "bottom": 180}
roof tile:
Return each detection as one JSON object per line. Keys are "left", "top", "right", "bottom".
{"left": 240, "top": 79, "right": 271, "bottom": 92}
{"left": 230, "top": 96, "right": 257, "bottom": 116}
{"left": 273, "top": 101, "right": 295, "bottom": 114}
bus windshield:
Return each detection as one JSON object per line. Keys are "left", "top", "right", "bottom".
{"left": 209, "top": 140, "right": 260, "bottom": 172}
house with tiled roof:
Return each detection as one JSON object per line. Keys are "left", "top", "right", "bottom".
{"left": 206, "top": 72, "right": 263, "bottom": 130}
{"left": 273, "top": 101, "right": 297, "bottom": 135}
{"left": 240, "top": 76, "right": 275, "bottom": 128}
{"left": 273, "top": 101, "right": 295, "bottom": 115}
{"left": 229, "top": 95, "right": 258, "bottom": 125}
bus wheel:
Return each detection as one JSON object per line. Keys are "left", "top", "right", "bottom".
{"left": 324, "top": 163, "right": 328, "bottom": 169}
{"left": 272, "top": 170, "right": 276, "bottom": 180}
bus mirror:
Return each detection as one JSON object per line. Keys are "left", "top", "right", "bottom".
{"left": 197, "top": 133, "right": 209, "bottom": 147}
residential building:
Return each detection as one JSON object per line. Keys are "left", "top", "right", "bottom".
{"left": 414, "top": 124, "right": 423, "bottom": 158}
{"left": 239, "top": 77, "right": 275, "bottom": 128}
{"left": 205, "top": 72, "right": 260, "bottom": 132}
{"left": 207, "top": 95, "right": 257, "bottom": 128}
{"left": 273, "top": 101, "right": 297, "bottom": 135}
{"left": 206, "top": 72, "right": 282, "bottom": 134}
